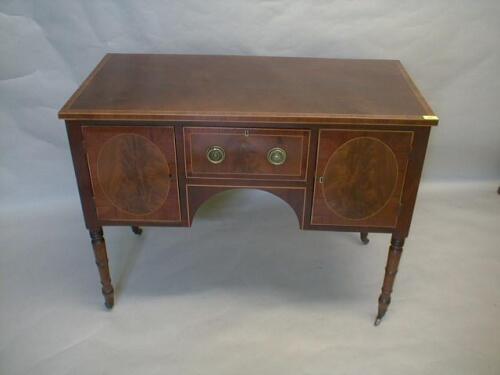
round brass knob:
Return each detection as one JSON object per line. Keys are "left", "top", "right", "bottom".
{"left": 267, "top": 147, "right": 287, "bottom": 166}
{"left": 206, "top": 145, "right": 225, "bottom": 164}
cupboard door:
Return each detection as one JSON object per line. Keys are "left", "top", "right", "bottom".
{"left": 83, "top": 126, "right": 181, "bottom": 223}
{"left": 311, "top": 130, "right": 413, "bottom": 228}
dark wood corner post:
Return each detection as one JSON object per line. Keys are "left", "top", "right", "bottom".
{"left": 66, "top": 123, "right": 114, "bottom": 309}
{"left": 374, "top": 126, "right": 430, "bottom": 325}
{"left": 89, "top": 228, "right": 114, "bottom": 309}
{"left": 375, "top": 235, "right": 405, "bottom": 326}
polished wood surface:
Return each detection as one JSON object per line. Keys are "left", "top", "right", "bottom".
{"left": 375, "top": 236, "right": 405, "bottom": 326}
{"left": 184, "top": 127, "right": 309, "bottom": 180}
{"left": 59, "top": 54, "right": 437, "bottom": 125}
{"left": 311, "top": 129, "right": 413, "bottom": 228}
{"left": 83, "top": 126, "right": 181, "bottom": 222}
{"left": 96, "top": 133, "right": 171, "bottom": 214}
{"left": 61, "top": 54, "right": 437, "bottom": 325}
{"left": 89, "top": 228, "right": 114, "bottom": 309}
{"left": 322, "top": 137, "right": 398, "bottom": 220}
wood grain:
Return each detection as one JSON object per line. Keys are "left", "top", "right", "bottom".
{"left": 83, "top": 126, "right": 182, "bottom": 222}
{"left": 61, "top": 55, "right": 437, "bottom": 320}
{"left": 311, "top": 130, "right": 413, "bottom": 228}
{"left": 322, "top": 137, "right": 398, "bottom": 220}
{"left": 89, "top": 228, "right": 114, "bottom": 309}
{"left": 97, "top": 134, "right": 171, "bottom": 215}
{"left": 375, "top": 236, "right": 405, "bottom": 325}
{"left": 184, "top": 127, "right": 309, "bottom": 180}
{"left": 59, "top": 54, "right": 438, "bottom": 125}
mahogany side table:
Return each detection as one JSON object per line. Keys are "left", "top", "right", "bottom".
{"left": 59, "top": 54, "right": 438, "bottom": 325}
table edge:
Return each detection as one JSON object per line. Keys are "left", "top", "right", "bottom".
{"left": 58, "top": 53, "right": 439, "bottom": 126}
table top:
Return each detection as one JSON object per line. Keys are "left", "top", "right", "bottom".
{"left": 59, "top": 53, "right": 438, "bottom": 125}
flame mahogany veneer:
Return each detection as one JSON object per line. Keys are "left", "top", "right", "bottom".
{"left": 59, "top": 54, "right": 438, "bottom": 325}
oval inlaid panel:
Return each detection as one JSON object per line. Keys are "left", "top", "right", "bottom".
{"left": 97, "top": 134, "right": 171, "bottom": 215}
{"left": 322, "top": 137, "right": 398, "bottom": 220}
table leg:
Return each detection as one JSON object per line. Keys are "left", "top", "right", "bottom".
{"left": 375, "top": 235, "right": 405, "bottom": 326}
{"left": 131, "top": 226, "right": 143, "bottom": 235}
{"left": 360, "top": 232, "right": 369, "bottom": 244}
{"left": 89, "top": 228, "right": 114, "bottom": 309}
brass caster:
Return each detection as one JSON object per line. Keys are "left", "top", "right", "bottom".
{"left": 103, "top": 289, "right": 114, "bottom": 309}
{"left": 131, "top": 226, "right": 143, "bottom": 235}
{"left": 374, "top": 317, "right": 382, "bottom": 326}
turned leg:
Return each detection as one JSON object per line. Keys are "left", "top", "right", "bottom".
{"left": 374, "top": 235, "right": 405, "bottom": 326}
{"left": 131, "top": 226, "right": 143, "bottom": 235}
{"left": 89, "top": 228, "right": 114, "bottom": 309}
{"left": 360, "top": 232, "right": 369, "bottom": 244}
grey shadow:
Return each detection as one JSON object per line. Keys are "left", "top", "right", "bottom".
{"left": 112, "top": 189, "right": 388, "bottom": 305}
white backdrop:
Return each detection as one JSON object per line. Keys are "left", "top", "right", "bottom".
{"left": 1, "top": 2, "right": 500, "bottom": 374}
{"left": 1, "top": 0, "right": 499, "bottom": 209}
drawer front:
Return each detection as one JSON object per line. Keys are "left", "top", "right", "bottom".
{"left": 184, "top": 127, "right": 310, "bottom": 180}
{"left": 83, "top": 126, "right": 181, "bottom": 223}
{"left": 311, "top": 129, "right": 413, "bottom": 228}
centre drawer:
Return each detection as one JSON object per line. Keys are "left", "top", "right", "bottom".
{"left": 184, "top": 127, "right": 310, "bottom": 180}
